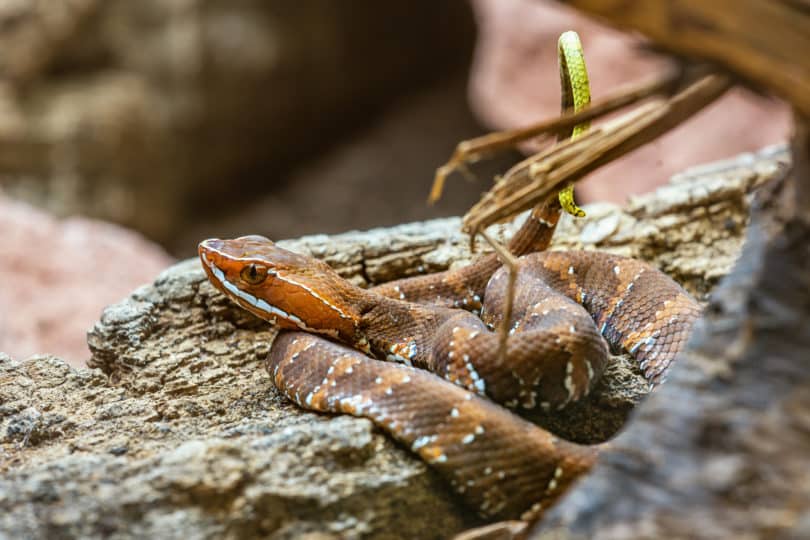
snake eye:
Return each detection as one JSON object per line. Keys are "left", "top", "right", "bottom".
{"left": 240, "top": 263, "right": 269, "bottom": 285}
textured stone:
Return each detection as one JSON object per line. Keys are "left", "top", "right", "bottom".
{"left": 0, "top": 192, "right": 173, "bottom": 366}
{"left": 0, "top": 148, "right": 784, "bottom": 538}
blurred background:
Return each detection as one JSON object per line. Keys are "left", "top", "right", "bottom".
{"left": 0, "top": 0, "right": 789, "bottom": 365}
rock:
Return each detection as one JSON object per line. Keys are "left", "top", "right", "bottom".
{"left": 0, "top": 147, "right": 785, "bottom": 538}
{"left": 0, "top": 192, "right": 174, "bottom": 366}
{"left": 533, "top": 152, "right": 809, "bottom": 540}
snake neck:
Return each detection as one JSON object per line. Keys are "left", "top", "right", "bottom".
{"left": 351, "top": 290, "right": 452, "bottom": 368}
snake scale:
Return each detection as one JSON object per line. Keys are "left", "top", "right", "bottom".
{"left": 198, "top": 33, "right": 701, "bottom": 524}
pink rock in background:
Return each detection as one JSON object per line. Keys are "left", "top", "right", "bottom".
{"left": 468, "top": 0, "right": 790, "bottom": 202}
{"left": 0, "top": 192, "right": 174, "bottom": 366}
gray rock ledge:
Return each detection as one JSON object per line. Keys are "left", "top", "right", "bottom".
{"left": 0, "top": 146, "right": 787, "bottom": 539}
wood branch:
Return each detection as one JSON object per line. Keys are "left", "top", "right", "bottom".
{"left": 793, "top": 112, "right": 810, "bottom": 213}
{"left": 462, "top": 74, "right": 731, "bottom": 236}
{"left": 429, "top": 66, "right": 695, "bottom": 203}
{"left": 557, "top": 0, "right": 810, "bottom": 116}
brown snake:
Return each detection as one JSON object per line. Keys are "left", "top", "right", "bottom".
{"left": 198, "top": 199, "right": 701, "bottom": 522}
{"left": 198, "top": 31, "right": 700, "bottom": 525}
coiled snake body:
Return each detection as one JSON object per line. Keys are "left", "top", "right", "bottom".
{"left": 198, "top": 32, "right": 701, "bottom": 523}
{"left": 199, "top": 228, "right": 699, "bottom": 521}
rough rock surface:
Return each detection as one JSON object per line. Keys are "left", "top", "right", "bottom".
{"left": 0, "top": 147, "right": 787, "bottom": 538}
{"left": 0, "top": 191, "right": 174, "bottom": 366}
{"left": 532, "top": 143, "right": 808, "bottom": 540}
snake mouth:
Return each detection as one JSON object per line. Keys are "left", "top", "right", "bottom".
{"left": 198, "top": 239, "right": 237, "bottom": 301}
{"left": 198, "top": 238, "right": 225, "bottom": 269}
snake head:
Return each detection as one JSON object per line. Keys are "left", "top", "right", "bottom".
{"left": 198, "top": 236, "right": 360, "bottom": 341}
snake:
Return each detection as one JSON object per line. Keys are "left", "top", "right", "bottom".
{"left": 197, "top": 32, "right": 701, "bottom": 523}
